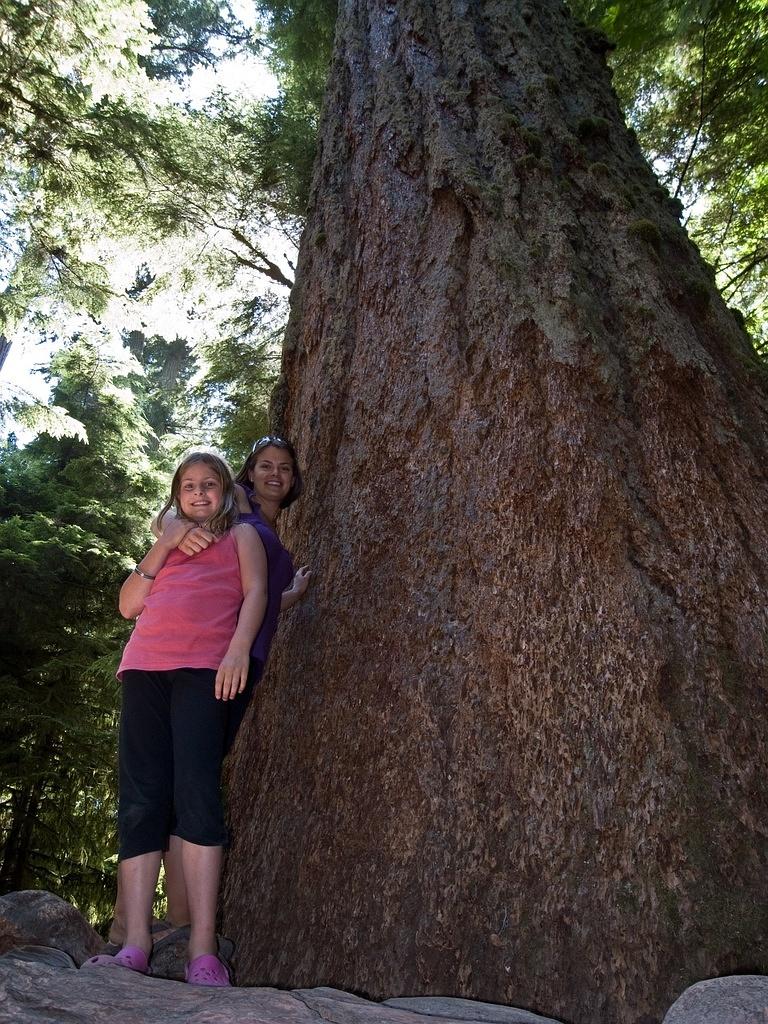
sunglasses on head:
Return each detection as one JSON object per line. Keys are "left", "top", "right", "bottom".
{"left": 251, "top": 435, "right": 288, "bottom": 452}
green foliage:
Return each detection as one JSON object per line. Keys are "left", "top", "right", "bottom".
{"left": 0, "top": 0, "right": 150, "bottom": 327}
{"left": 0, "top": 511, "right": 126, "bottom": 919}
{"left": 143, "top": 0, "right": 254, "bottom": 80}
{"left": 253, "top": 0, "right": 337, "bottom": 216}
{"left": 139, "top": 93, "right": 298, "bottom": 291}
{"left": 13, "top": 405, "right": 89, "bottom": 443}
{"left": 234, "top": 89, "right": 321, "bottom": 219}
{"left": 0, "top": 335, "right": 168, "bottom": 915}
{"left": 0, "top": 0, "right": 284, "bottom": 337}
{"left": 261, "top": 0, "right": 337, "bottom": 97}
{"left": 194, "top": 292, "right": 285, "bottom": 463}
{"left": 123, "top": 328, "right": 200, "bottom": 447}
{"left": 569, "top": 0, "right": 768, "bottom": 347}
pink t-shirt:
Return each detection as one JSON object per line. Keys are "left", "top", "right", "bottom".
{"left": 118, "top": 531, "right": 243, "bottom": 677}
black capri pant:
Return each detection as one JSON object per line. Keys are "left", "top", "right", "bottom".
{"left": 117, "top": 666, "right": 257, "bottom": 861}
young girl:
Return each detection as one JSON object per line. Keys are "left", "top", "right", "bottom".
{"left": 83, "top": 450, "right": 267, "bottom": 986}
{"left": 106, "top": 436, "right": 312, "bottom": 958}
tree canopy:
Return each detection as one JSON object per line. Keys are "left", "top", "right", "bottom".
{"left": 571, "top": 0, "right": 768, "bottom": 346}
{"left": 0, "top": 0, "right": 294, "bottom": 350}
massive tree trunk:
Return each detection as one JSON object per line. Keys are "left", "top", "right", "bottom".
{"left": 222, "top": 3, "right": 768, "bottom": 1021}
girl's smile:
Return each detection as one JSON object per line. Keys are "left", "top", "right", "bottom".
{"left": 178, "top": 466, "right": 224, "bottom": 522}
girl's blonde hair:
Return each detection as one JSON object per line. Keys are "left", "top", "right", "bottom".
{"left": 159, "top": 451, "right": 239, "bottom": 537}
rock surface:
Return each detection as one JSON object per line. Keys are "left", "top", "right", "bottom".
{"left": 0, "top": 892, "right": 103, "bottom": 966}
{"left": 145, "top": 926, "right": 234, "bottom": 982}
{"left": 662, "top": 976, "right": 768, "bottom": 1024}
{"left": 2, "top": 959, "right": 768, "bottom": 1024}
{"left": 0, "top": 893, "right": 766, "bottom": 1024}
{"left": 0, "top": 945, "right": 76, "bottom": 969}
{"left": 0, "top": 921, "right": 23, "bottom": 959}
{"left": 384, "top": 997, "right": 562, "bottom": 1024}
{"left": 0, "top": 961, "right": 566, "bottom": 1024}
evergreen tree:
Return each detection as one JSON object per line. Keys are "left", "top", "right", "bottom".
{"left": 249, "top": 0, "right": 337, "bottom": 218}
{"left": 124, "top": 328, "right": 200, "bottom": 447}
{"left": 143, "top": 0, "right": 255, "bottom": 81}
{"left": 193, "top": 292, "right": 286, "bottom": 462}
{"left": 0, "top": 335, "right": 171, "bottom": 919}
{"left": 571, "top": 0, "right": 768, "bottom": 345}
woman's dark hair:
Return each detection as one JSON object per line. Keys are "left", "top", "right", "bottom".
{"left": 235, "top": 435, "right": 304, "bottom": 509}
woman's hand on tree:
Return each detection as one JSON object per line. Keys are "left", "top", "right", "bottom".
{"left": 291, "top": 565, "right": 312, "bottom": 598}
{"left": 292, "top": 569, "right": 311, "bottom": 593}
{"left": 280, "top": 565, "right": 312, "bottom": 611}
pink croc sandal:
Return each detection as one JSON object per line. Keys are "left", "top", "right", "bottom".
{"left": 81, "top": 945, "right": 150, "bottom": 975}
{"left": 185, "top": 953, "right": 231, "bottom": 987}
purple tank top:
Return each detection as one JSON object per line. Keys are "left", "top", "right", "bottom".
{"left": 238, "top": 494, "right": 294, "bottom": 670}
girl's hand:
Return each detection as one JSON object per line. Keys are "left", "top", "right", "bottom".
{"left": 158, "top": 516, "right": 194, "bottom": 551}
{"left": 154, "top": 509, "right": 214, "bottom": 556}
{"left": 215, "top": 649, "right": 250, "bottom": 701}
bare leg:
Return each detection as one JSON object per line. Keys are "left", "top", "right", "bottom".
{"left": 109, "top": 861, "right": 127, "bottom": 944}
{"left": 120, "top": 851, "right": 163, "bottom": 957}
{"left": 181, "top": 839, "right": 222, "bottom": 960}
{"left": 164, "top": 834, "right": 191, "bottom": 927}
{"left": 109, "top": 838, "right": 191, "bottom": 944}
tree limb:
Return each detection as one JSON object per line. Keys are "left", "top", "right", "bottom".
{"left": 224, "top": 248, "right": 294, "bottom": 288}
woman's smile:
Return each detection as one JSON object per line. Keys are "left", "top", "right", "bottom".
{"left": 249, "top": 445, "right": 294, "bottom": 505}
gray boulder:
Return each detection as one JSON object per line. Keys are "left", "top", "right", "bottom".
{"left": 0, "top": 965, "right": 567, "bottom": 1024}
{"left": 148, "top": 925, "right": 234, "bottom": 981}
{"left": 0, "top": 944, "right": 77, "bottom": 969}
{"left": 0, "top": 891, "right": 103, "bottom": 966}
{"left": 384, "top": 996, "right": 563, "bottom": 1024}
{"left": 662, "top": 975, "right": 768, "bottom": 1024}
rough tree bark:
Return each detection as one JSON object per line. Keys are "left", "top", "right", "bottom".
{"left": 222, "top": 3, "right": 768, "bottom": 1022}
